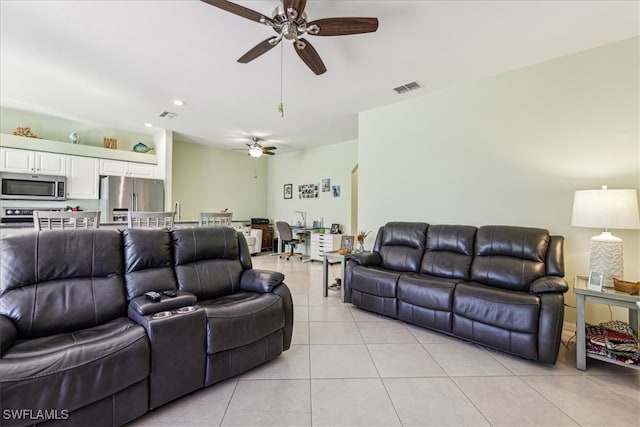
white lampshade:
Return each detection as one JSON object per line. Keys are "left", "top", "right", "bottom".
{"left": 571, "top": 188, "right": 640, "bottom": 229}
{"left": 571, "top": 186, "right": 640, "bottom": 288}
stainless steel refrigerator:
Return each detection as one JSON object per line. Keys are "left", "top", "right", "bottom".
{"left": 99, "top": 176, "right": 164, "bottom": 223}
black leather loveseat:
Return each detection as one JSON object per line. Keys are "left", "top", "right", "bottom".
{"left": 345, "top": 222, "right": 568, "bottom": 364}
{"left": 0, "top": 226, "right": 293, "bottom": 426}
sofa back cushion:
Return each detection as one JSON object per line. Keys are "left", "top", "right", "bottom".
{"left": 0, "top": 229, "right": 126, "bottom": 339}
{"left": 374, "top": 222, "right": 428, "bottom": 272}
{"left": 421, "top": 225, "right": 477, "bottom": 280}
{"left": 172, "top": 227, "right": 252, "bottom": 300}
{"left": 123, "top": 228, "right": 178, "bottom": 299}
{"left": 471, "top": 225, "right": 549, "bottom": 292}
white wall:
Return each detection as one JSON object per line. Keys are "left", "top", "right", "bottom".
{"left": 267, "top": 140, "right": 358, "bottom": 234}
{"left": 359, "top": 37, "right": 639, "bottom": 324}
{"left": 171, "top": 140, "right": 268, "bottom": 222}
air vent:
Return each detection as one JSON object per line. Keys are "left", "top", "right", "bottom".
{"left": 158, "top": 111, "right": 177, "bottom": 119}
{"left": 393, "top": 81, "right": 422, "bottom": 94}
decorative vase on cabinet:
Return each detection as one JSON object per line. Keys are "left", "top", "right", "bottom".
{"left": 69, "top": 132, "right": 81, "bottom": 144}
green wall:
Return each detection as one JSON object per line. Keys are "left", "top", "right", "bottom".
{"left": 359, "top": 37, "right": 640, "bottom": 324}
{"left": 171, "top": 139, "right": 268, "bottom": 222}
{"left": 266, "top": 140, "right": 358, "bottom": 234}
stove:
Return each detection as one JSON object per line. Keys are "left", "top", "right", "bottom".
{"left": 1, "top": 207, "right": 63, "bottom": 223}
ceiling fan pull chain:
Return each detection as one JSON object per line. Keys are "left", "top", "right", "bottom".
{"left": 278, "top": 42, "right": 285, "bottom": 118}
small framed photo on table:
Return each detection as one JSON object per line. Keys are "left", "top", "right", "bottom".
{"left": 587, "top": 271, "right": 604, "bottom": 291}
{"left": 340, "top": 235, "right": 354, "bottom": 253}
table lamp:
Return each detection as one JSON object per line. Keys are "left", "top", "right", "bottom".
{"left": 571, "top": 186, "right": 640, "bottom": 287}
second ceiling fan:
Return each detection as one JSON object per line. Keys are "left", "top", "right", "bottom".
{"left": 233, "top": 137, "right": 278, "bottom": 157}
{"left": 201, "top": 0, "right": 379, "bottom": 75}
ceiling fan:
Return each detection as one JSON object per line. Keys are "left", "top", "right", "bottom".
{"left": 233, "top": 137, "right": 277, "bottom": 157}
{"left": 201, "top": 0, "right": 379, "bottom": 75}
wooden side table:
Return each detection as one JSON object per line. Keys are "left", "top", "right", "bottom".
{"left": 574, "top": 276, "right": 640, "bottom": 371}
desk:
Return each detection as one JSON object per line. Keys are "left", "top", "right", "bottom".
{"left": 322, "top": 250, "right": 350, "bottom": 302}
{"left": 280, "top": 227, "right": 321, "bottom": 261}
{"left": 574, "top": 276, "right": 639, "bottom": 371}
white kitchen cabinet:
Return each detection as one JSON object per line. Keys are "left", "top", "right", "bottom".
{"left": 100, "top": 159, "right": 155, "bottom": 178}
{"left": 66, "top": 155, "right": 99, "bottom": 199}
{"left": 310, "top": 233, "right": 342, "bottom": 262}
{"left": 1, "top": 147, "right": 66, "bottom": 175}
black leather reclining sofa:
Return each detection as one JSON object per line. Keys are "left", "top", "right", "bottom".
{"left": 0, "top": 226, "right": 293, "bottom": 426}
{"left": 345, "top": 222, "right": 568, "bottom": 364}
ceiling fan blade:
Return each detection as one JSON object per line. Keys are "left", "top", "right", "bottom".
{"left": 200, "top": 0, "right": 272, "bottom": 25}
{"left": 238, "top": 37, "right": 279, "bottom": 63}
{"left": 262, "top": 146, "right": 277, "bottom": 150}
{"left": 283, "top": 0, "right": 307, "bottom": 17}
{"left": 307, "top": 17, "right": 379, "bottom": 36}
{"left": 294, "top": 38, "right": 326, "bottom": 75}
{"left": 262, "top": 151, "right": 276, "bottom": 155}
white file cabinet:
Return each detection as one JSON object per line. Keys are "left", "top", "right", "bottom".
{"left": 310, "top": 233, "right": 342, "bottom": 262}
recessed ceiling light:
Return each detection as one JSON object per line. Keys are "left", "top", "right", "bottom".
{"left": 172, "top": 99, "right": 185, "bottom": 107}
{"left": 144, "top": 123, "right": 153, "bottom": 128}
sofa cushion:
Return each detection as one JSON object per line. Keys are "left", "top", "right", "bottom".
{"left": 471, "top": 226, "right": 549, "bottom": 292}
{"left": 375, "top": 222, "right": 428, "bottom": 272}
{"left": 350, "top": 266, "right": 401, "bottom": 298}
{"left": 0, "top": 317, "right": 149, "bottom": 415}
{"left": 0, "top": 229, "right": 126, "bottom": 339}
{"left": 123, "top": 228, "right": 178, "bottom": 300}
{"left": 172, "top": 227, "right": 250, "bottom": 299}
{"left": 397, "top": 273, "right": 458, "bottom": 311}
{"left": 421, "top": 225, "right": 476, "bottom": 280}
{"left": 453, "top": 283, "right": 540, "bottom": 333}
{"left": 200, "top": 292, "right": 284, "bottom": 354}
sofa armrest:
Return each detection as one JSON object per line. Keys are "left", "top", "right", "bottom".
{"left": 350, "top": 252, "right": 382, "bottom": 267}
{"left": 0, "top": 315, "right": 16, "bottom": 355}
{"left": 240, "top": 269, "right": 285, "bottom": 293}
{"left": 530, "top": 276, "right": 569, "bottom": 295}
{"left": 128, "top": 291, "right": 197, "bottom": 316}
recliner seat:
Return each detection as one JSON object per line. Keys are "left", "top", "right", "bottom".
{"left": 0, "top": 229, "right": 149, "bottom": 427}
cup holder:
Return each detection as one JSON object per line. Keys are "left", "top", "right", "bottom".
{"left": 176, "top": 306, "right": 197, "bottom": 314}
{"left": 152, "top": 311, "right": 173, "bottom": 319}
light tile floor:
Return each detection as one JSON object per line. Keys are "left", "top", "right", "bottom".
{"left": 130, "top": 255, "right": 640, "bottom": 426}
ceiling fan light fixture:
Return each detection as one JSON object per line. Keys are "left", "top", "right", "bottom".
{"left": 249, "top": 146, "right": 263, "bottom": 157}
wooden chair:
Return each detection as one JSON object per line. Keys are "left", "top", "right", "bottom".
{"left": 128, "top": 211, "right": 174, "bottom": 228}
{"left": 33, "top": 210, "right": 101, "bottom": 230}
{"left": 199, "top": 212, "right": 233, "bottom": 226}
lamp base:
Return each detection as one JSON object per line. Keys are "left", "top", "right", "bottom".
{"left": 589, "top": 232, "right": 623, "bottom": 288}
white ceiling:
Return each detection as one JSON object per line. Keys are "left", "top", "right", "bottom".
{"left": 1, "top": 1, "right": 638, "bottom": 154}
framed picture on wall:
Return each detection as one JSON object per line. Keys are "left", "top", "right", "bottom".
{"left": 284, "top": 184, "right": 292, "bottom": 199}
{"left": 330, "top": 223, "right": 340, "bottom": 234}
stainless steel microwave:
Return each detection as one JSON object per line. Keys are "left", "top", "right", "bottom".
{"left": 0, "top": 172, "right": 66, "bottom": 201}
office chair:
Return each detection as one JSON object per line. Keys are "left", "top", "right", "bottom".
{"left": 34, "top": 210, "right": 101, "bottom": 230}
{"left": 128, "top": 211, "right": 174, "bottom": 228}
{"left": 199, "top": 212, "right": 233, "bottom": 226}
{"left": 276, "top": 221, "right": 304, "bottom": 260}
